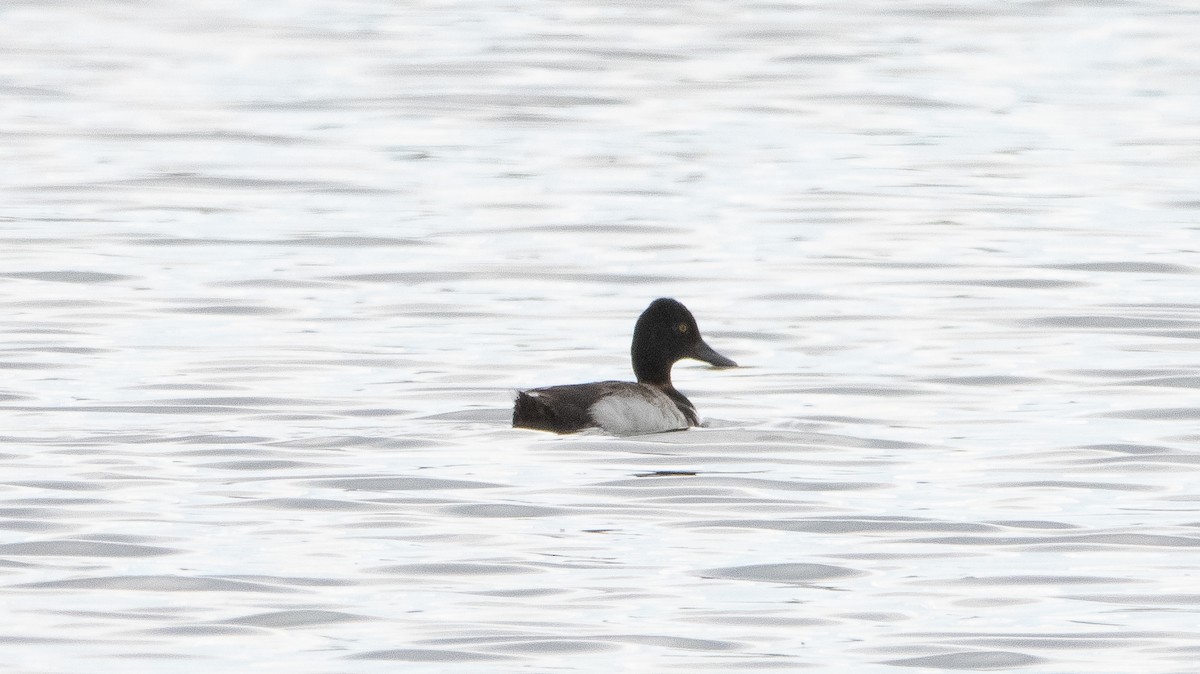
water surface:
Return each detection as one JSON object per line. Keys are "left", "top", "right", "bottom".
{"left": 2, "top": 1, "right": 1200, "bottom": 671}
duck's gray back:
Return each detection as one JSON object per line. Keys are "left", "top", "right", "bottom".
{"left": 513, "top": 381, "right": 689, "bottom": 435}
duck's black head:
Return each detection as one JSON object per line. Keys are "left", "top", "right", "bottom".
{"left": 631, "top": 298, "right": 737, "bottom": 386}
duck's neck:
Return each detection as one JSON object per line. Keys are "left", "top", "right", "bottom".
{"left": 633, "top": 354, "right": 672, "bottom": 387}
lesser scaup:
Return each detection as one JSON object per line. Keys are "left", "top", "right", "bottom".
{"left": 513, "top": 298, "right": 737, "bottom": 435}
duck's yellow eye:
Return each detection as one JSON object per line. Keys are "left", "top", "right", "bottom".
{"left": 678, "top": 323, "right": 688, "bottom": 333}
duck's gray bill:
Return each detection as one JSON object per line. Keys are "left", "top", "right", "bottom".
{"left": 692, "top": 339, "right": 737, "bottom": 368}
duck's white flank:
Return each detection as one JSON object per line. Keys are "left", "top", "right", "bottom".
{"left": 588, "top": 386, "right": 689, "bottom": 436}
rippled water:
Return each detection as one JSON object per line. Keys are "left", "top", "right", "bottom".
{"left": 3, "top": 1, "right": 1200, "bottom": 671}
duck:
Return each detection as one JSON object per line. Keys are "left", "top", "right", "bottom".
{"left": 513, "top": 298, "right": 737, "bottom": 435}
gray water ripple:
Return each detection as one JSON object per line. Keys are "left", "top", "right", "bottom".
{"left": 143, "top": 625, "right": 260, "bottom": 637}
{"left": 801, "top": 385, "right": 932, "bottom": 397}
{"left": 683, "top": 517, "right": 1000, "bottom": 535}
{"left": 6, "top": 481, "right": 111, "bottom": 492}
{"left": 4, "top": 346, "right": 111, "bottom": 355}
{"left": 937, "top": 636, "right": 1158, "bottom": 650}
{"left": 154, "top": 396, "right": 323, "bottom": 407}
{"left": 1099, "top": 408, "right": 1200, "bottom": 420}
{"left": 372, "top": 562, "right": 544, "bottom": 576}
{"left": 307, "top": 477, "right": 505, "bottom": 491}
{"left": 221, "top": 575, "right": 359, "bottom": 588}
{"left": 909, "top": 533, "right": 1200, "bottom": 548}
{"left": 934, "top": 278, "right": 1088, "bottom": 289}
{"left": 1122, "top": 376, "right": 1200, "bottom": 388}
{"left": 593, "top": 476, "right": 884, "bottom": 493}
{"left": 924, "top": 375, "right": 1046, "bottom": 386}
{"left": 1043, "top": 262, "right": 1195, "bottom": 274}
{"left": 347, "top": 648, "right": 516, "bottom": 662}
{"left": 1129, "top": 330, "right": 1200, "bottom": 340}
{"left": 162, "top": 305, "right": 289, "bottom": 316}
{"left": 0, "top": 361, "right": 70, "bottom": 370}
{"left": 331, "top": 270, "right": 694, "bottom": 285}
{"left": 1021, "top": 315, "right": 1200, "bottom": 330}
{"left": 221, "top": 609, "right": 371, "bottom": 627}
{"left": 211, "top": 278, "right": 343, "bottom": 289}
{"left": 1067, "top": 594, "right": 1200, "bottom": 606}
{"left": 699, "top": 562, "right": 866, "bottom": 584}
{"left": 0, "top": 271, "right": 134, "bottom": 284}
{"left": 640, "top": 428, "right": 927, "bottom": 450}
{"left": 480, "top": 639, "right": 617, "bottom": 654}
{"left": 271, "top": 436, "right": 443, "bottom": 450}
{"left": 130, "top": 235, "right": 429, "bottom": 248}
{"left": 87, "top": 173, "right": 393, "bottom": 195}
{"left": 3, "top": 405, "right": 262, "bottom": 416}
{"left": 172, "top": 434, "right": 274, "bottom": 445}
{"left": 222, "top": 498, "right": 392, "bottom": 512}
{"left": 985, "top": 480, "right": 1161, "bottom": 491}
{"left": 13, "top": 575, "right": 296, "bottom": 593}
{"left": 686, "top": 612, "right": 836, "bottom": 627}
{"left": 0, "top": 505, "right": 107, "bottom": 518}
{"left": 422, "top": 632, "right": 742, "bottom": 653}
{"left": 985, "top": 520, "right": 1079, "bottom": 530}
{"left": 604, "top": 634, "right": 743, "bottom": 651}
{"left": 1075, "top": 443, "right": 1175, "bottom": 454}
{"left": 0, "top": 635, "right": 95, "bottom": 645}
{"left": 883, "top": 651, "right": 1045, "bottom": 670}
{"left": 932, "top": 575, "right": 1142, "bottom": 586}
{"left": 441, "top": 503, "right": 575, "bottom": 518}
{"left": 1064, "top": 454, "right": 1200, "bottom": 468}
{"left": 0, "top": 520, "right": 74, "bottom": 532}
{"left": 463, "top": 588, "right": 566, "bottom": 600}
{"left": 197, "top": 460, "right": 328, "bottom": 471}
{"left": 0, "top": 540, "right": 178, "bottom": 558}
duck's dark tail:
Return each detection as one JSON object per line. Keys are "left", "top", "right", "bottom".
{"left": 512, "top": 389, "right": 591, "bottom": 434}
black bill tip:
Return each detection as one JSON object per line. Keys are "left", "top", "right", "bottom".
{"left": 692, "top": 339, "right": 737, "bottom": 368}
